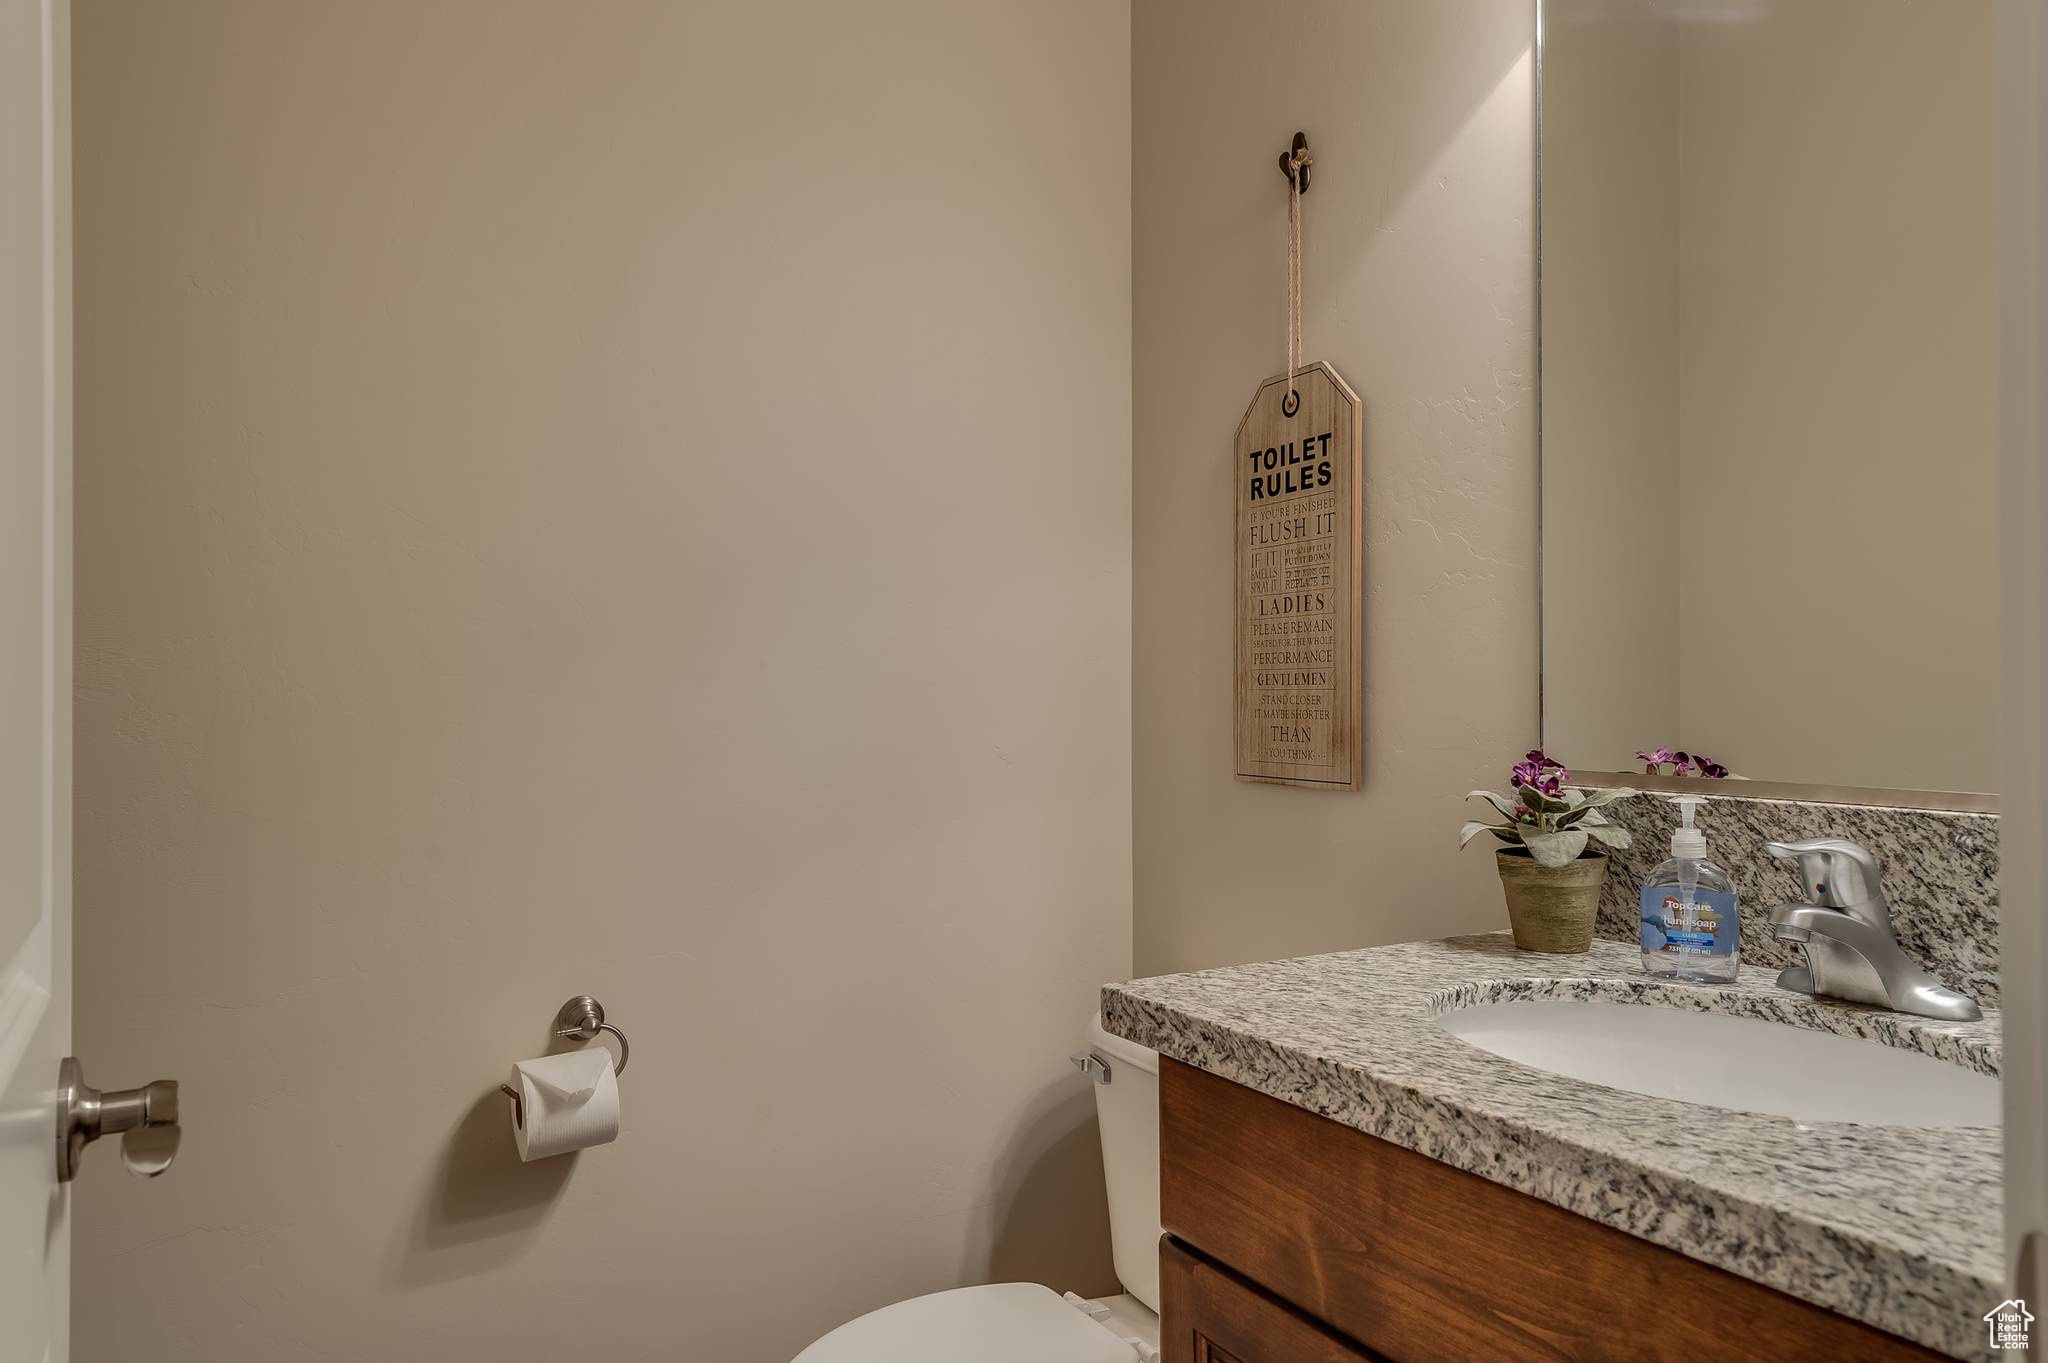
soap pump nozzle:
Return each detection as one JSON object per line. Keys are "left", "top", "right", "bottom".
{"left": 1670, "top": 795, "right": 1707, "bottom": 860}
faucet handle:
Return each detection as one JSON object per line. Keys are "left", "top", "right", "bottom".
{"left": 1765, "top": 838, "right": 1884, "bottom": 908}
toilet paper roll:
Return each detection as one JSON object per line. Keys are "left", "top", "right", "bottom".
{"left": 509, "top": 1049, "right": 620, "bottom": 1161}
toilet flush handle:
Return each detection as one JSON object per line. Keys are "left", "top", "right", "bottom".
{"left": 1070, "top": 1051, "right": 1111, "bottom": 1085}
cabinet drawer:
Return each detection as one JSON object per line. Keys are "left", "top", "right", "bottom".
{"left": 1161, "top": 1236, "right": 1382, "bottom": 1363}
{"left": 1159, "top": 1058, "right": 1949, "bottom": 1363}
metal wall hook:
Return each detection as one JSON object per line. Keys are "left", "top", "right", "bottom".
{"left": 1277, "top": 130, "right": 1312, "bottom": 194}
{"left": 498, "top": 995, "right": 631, "bottom": 1130}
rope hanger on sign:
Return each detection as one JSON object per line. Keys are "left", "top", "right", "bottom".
{"left": 1278, "top": 131, "right": 1313, "bottom": 415}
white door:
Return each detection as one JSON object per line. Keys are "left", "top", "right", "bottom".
{"left": 2003, "top": 0, "right": 2048, "bottom": 1329}
{"left": 0, "top": 0, "right": 68, "bottom": 1359}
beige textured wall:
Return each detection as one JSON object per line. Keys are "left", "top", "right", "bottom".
{"left": 1538, "top": 0, "right": 1681, "bottom": 774}
{"left": 71, "top": 4, "right": 1130, "bottom": 1362}
{"left": 1132, "top": 0, "right": 1540, "bottom": 976}
{"left": 1675, "top": 0, "right": 1998, "bottom": 794}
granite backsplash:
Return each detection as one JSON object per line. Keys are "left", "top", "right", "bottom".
{"left": 1596, "top": 792, "right": 2000, "bottom": 1006}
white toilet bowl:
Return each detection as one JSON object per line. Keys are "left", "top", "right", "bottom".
{"left": 792, "top": 1015, "right": 1161, "bottom": 1362}
{"left": 790, "top": 1283, "right": 1142, "bottom": 1363}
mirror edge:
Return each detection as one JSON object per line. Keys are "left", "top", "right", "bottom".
{"left": 1573, "top": 771, "right": 1999, "bottom": 816}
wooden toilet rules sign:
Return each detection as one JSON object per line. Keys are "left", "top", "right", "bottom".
{"left": 1236, "top": 133, "right": 1364, "bottom": 789}
{"left": 1235, "top": 362, "right": 1362, "bottom": 788}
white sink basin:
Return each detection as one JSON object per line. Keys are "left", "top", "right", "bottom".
{"left": 1437, "top": 999, "right": 1999, "bottom": 1128}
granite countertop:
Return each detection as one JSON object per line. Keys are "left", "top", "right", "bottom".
{"left": 1103, "top": 933, "right": 2002, "bottom": 1361}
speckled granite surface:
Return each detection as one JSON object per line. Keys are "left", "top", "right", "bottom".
{"left": 1104, "top": 934, "right": 2002, "bottom": 1361}
{"left": 1599, "top": 793, "right": 1999, "bottom": 1005}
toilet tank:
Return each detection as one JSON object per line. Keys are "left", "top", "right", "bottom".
{"left": 1083, "top": 1013, "right": 1161, "bottom": 1313}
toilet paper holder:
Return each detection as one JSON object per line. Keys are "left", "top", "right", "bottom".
{"left": 497, "top": 995, "right": 631, "bottom": 1129}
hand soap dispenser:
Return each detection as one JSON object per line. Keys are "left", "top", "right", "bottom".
{"left": 1640, "top": 795, "right": 1740, "bottom": 983}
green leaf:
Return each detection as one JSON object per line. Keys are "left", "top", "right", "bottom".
{"left": 1522, "top": 828, "right": 1590, "bottom": 867}
{"left": 1555, "top": 803, "right": 1624, "bottom": 830}
{"left": 1460, "top": 820, "right": 1504, "bottom": 849}
{"left": 1573, "top": 787, "right": 1640, "bottom": 810}
{"left": 1465, "top": 789, "right": 1520, "bottom": 820}
{"left": 1585, "top": 822, "right": 1633, "bottom": 849}
{"left": 1518, "top": 784, "right": 1573, "bottom": 815}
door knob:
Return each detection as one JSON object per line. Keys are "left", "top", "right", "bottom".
{"left": 56, "top": 1056, "right": 181, "bottom": 1183}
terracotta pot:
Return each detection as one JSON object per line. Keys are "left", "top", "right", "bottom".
{"left": 1495, "top": 849, "right": 1608, "bottom": 953}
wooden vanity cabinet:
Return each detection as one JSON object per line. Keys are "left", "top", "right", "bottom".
{"left": 1161, "top": 1238, "right": 1384, "bottom": 1363}
{"left": 1157, "top": 1058, "right": 1952, "bottom": 1363}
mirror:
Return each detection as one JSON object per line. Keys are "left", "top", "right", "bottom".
{"left": 1537, "top": 0, "right": 1998, "bottom": 803}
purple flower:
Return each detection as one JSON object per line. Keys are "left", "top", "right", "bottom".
{"left": 1512, "top": 748, "right": 1569, "bottom": 796}
{"left": 1637, "top": 744, "right": 1730, "bottom": 778}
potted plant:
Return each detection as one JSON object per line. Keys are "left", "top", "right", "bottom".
{"left": 1460, "top": 751, "right": 1638, "bottom": 953}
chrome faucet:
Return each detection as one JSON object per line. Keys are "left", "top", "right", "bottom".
{"left": 1764, "top": 838, "right": 1981, "bottom": 1021}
